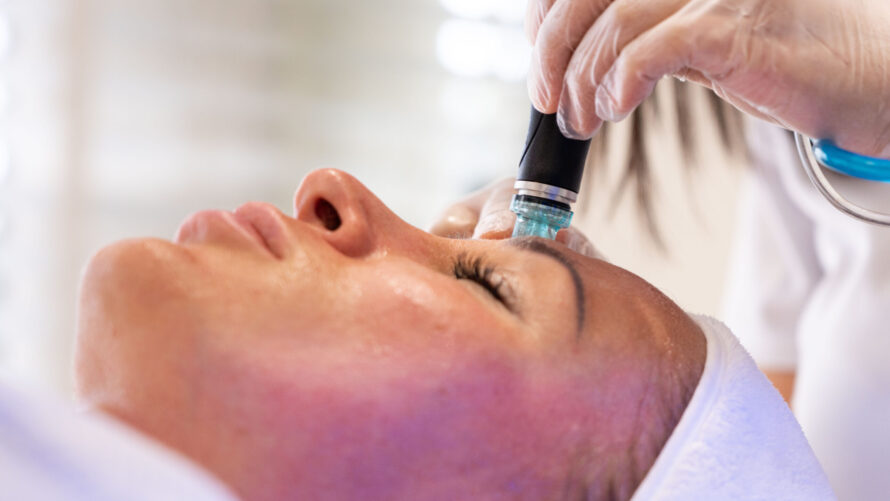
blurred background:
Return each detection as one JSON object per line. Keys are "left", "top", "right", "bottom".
{"left": 0, "top": 0, "right": 743, "bottom": 396}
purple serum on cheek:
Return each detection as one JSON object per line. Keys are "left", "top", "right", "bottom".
{"left": 511, "top": 108, "right": 591, "bottom": 240}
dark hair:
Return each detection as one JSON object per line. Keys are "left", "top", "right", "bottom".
{"left": 581, "top": 81, "right": 747, "bottom": 247}
{"left": 557, "top": 324, "right": 703, "bottom": 501}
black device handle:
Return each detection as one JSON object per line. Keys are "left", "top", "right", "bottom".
{"left": 517, "top": 107, "right": 592, "bottom": 194}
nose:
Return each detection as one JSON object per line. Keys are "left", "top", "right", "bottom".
{"left": 293, "top": 169, "right": 425, "bottom": 257}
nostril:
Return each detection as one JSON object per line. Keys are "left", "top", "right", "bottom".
{"left": 314, "top": 198, "right": 342, "bottom": 231}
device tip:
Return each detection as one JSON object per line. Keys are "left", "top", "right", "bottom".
{"left": 510, "top": 195, "right": 573, "bottom": 240}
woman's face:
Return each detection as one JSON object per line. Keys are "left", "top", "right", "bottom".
{"left": 76, "top": 169, "right": 704, "bottom": 501}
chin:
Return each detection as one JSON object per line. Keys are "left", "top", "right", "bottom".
{"left": 74, "top": 238, "right": 191, "bottom": 400}
{"left": 78, "top": 238, "right": 191, "bottom": 323}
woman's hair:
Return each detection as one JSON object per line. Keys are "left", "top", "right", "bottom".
{"left": 583, "top": 81, "right": 747, "bottom": 245}
{"left": 563, "top": 327, "right": 702, "bottom": 501}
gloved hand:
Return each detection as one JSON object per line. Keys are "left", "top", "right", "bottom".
{"left": 527, "top": 0, "right": 890, "bottom": 157}
{"left": 429, "top": 178, "right": 605, "bottom": 259}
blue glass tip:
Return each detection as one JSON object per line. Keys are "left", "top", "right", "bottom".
{"left": 510, "top": 195, "right": 573, "bottom": 240}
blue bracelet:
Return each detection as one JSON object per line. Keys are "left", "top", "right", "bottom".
{"left": 796, "top": 133, "right": 890, "bottom": 226}
{"left": 813, "top": 140, "right": 890, "bottom": 182}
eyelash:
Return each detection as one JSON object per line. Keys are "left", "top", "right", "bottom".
{"left": 452, "top": 254, "right": 512, "bottom": 308}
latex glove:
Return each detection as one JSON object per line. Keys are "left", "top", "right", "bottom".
{"left": 527, "top": 0, "right": 890, "bottom": 157}
{"left": 429, "top": 178, "right": 605, "bottom": 260}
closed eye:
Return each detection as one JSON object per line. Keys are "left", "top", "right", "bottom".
{"left": 452, "top": 253, "right": 516, "bottom": 311}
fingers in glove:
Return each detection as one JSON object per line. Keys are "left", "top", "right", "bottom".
{"left": 429, "top": 178, "right": 515, "bottom": 239}
{"left": 525, "top": 0, "right": 558, "bottom": 44}
{"left": 595, "top": 12, "right": 732, "bottom": 122}
{"left": 556, "top": 227, "right": 606, "bottom": 260}
{"left": 473, "top": 180, "right": 520, "bottom": 240}
{"left": 428, "top": 204, "right": 480, "bottom": 239}
{"left": 528, "top": 0, "right": 613, "bottom": 113}
{"left": 596, "top": 17, "right": 696, "bottom": 122}
{"left": 558, "top": 0, "right": 687, "bottom": 138}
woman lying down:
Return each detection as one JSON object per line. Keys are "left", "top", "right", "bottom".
{"left": 64, "top": 169, "right": 832, "bottom": 500}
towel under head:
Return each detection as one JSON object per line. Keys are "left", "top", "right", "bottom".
{"left": 632, "top": 315, "right": 835, "bottom": 500}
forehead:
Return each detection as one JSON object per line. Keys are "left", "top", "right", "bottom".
{"left": 500, "top": 237, "right": 677, "bottom": 345}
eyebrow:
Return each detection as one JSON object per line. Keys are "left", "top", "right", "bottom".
{"left": 507, "top": 237, "right": 586, "bottom": 336}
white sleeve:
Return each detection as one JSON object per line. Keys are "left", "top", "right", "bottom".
{"left": 721, "top": 122, "right": 823, "bottom": 371}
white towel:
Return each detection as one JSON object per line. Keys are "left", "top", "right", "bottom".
{"left": 0, "top": 383, "right": 238, "bottom": 501}
{"left": 632, "top": 316, "right": 836, "bottom": 500}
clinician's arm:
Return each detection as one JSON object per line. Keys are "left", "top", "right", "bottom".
{"left": 528, "top": 0, "right": 890, "bottom": 159}
{"left": 765, "top": 370, "right": 796, "bottom": 405}
{"left": 722, "top": 120, "right": 824, "bottom": 408}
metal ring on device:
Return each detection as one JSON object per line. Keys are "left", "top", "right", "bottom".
{"left": 794, "top": 132, "right": 890, "bottom": 226}
{"left": 513, "top": 180, "right": 578, "bottom": 205}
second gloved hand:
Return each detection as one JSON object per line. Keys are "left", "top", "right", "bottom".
{"left": 527, "top": 0, "right": 890, "bottom": 158}
{"left": 429, "top": 178, "right": 604, "bottom": 260}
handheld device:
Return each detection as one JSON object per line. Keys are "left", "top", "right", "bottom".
{"left": 511, "top": 107, "right": 592, "bottom": 239}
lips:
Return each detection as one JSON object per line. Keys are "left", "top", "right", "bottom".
{"left": 174, "top": 203, "right": 288, "bottom": 259}
{"left": 232, "top": 202, "right": 289, "bottom": 259}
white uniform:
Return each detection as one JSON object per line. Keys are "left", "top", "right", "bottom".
{"left": 0, "top": 383, "right": 237, "bottom": 501}
{"left": 723, "top": 119, "right": 890, "bottom": 501}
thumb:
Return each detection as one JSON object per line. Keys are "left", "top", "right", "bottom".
{"left": 428, "top": 204, "right": 479, "bottom": 239}
{"left": 472, "top": 179, "right": 518, "bottom": 240}
{"left": 473, "top": 208, "right": 516, "bottom": 240}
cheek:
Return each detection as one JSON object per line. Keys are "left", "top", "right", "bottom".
{"left": 75, "top": 240, "right": 310, "bottom": 420}
{"left": 167, "top": 246, "right": 335, "bottom": 346}
{"left": 200, "top": 343, "right": 569, "bottom": 493}
{"left": 341, "top": 265, "right": 518, "bottom": 353}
